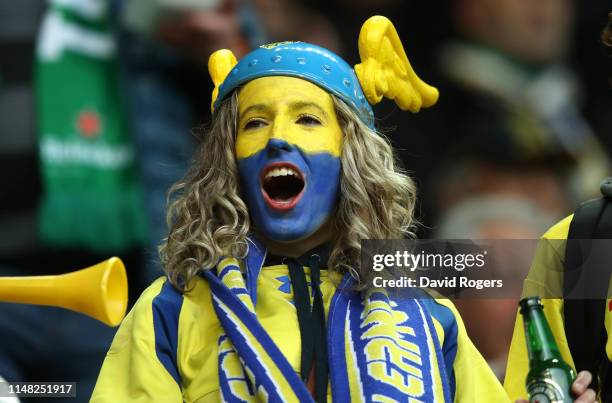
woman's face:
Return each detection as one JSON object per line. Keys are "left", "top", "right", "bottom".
{"left": 235, "top": 76, "right": 343, "bottom": 242}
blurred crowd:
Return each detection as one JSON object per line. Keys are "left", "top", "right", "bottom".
{"left": 0, "top": 0, "right": 610, "bottom": 400}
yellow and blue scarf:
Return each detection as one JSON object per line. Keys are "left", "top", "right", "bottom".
{"left": 201, "top": 239, "right": 452, "bottom": 402}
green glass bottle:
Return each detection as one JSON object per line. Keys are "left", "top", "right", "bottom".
{"left": 520, "top": 296, "right": 576, "bottom": 403}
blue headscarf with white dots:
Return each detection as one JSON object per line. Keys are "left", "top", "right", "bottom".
{"left": 213, "top": 42, "right": 375, "bottom": 129}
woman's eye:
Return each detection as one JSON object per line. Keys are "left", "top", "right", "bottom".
{"left": 244, "top": 119, "right": 267, "bottom": 130}
{"left": 296, "top": 115, "right": 321, "bottom": 126}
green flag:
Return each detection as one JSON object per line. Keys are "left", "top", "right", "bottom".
{"left": 36, "top": 0, "right": 148, "bottom": 252}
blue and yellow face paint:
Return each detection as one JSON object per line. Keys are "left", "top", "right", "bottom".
{"left": 236, "top": 76, "right": 343, "bottom": 241}
{"left": 210, "top": 17, "right": 439, "bottom": 241}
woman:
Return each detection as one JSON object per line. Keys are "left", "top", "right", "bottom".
{"left": 91, "top": 16, "right": 591, "bottom": 402}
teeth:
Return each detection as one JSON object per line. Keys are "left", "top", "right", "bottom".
{"left": 265, "top": 167, "right": 299, "bottom": 179}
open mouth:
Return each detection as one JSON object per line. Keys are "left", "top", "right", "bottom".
{"left": 260, "top": 162, "right": 305, "bottom": 211}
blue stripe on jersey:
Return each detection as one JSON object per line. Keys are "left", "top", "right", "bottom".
{"left": 152, "top": 281, "right": 184, "bottom": 385}
{"left": 420, "top": 298, "right": 459, "bottom": 400}
{"left": 245, "top": 237, "right": 266, "bottom": 306}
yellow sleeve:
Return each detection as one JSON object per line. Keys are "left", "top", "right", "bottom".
{"left": 504, "top": 216, "right": 576, "bottom": 401}
{"left": 90, "top": 278, "right": 183, "bottom": 403}
{"left": 433, "top": 299, "right": 511, "bottom": 403}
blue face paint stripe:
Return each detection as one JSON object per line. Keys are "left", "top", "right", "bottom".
{"left": 419, "top": 298, "right": 458, "bottom": 401}
{"left": 238, "top": 147, "right": 341, "bottom": 242}
{"left": 152, "top": 281, "right": 184, "bottom": 386}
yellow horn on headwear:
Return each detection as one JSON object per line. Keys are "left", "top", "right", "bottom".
{"left": 354, "top": 16, "right": 439, "bottom": 113}
{"left": 208, "top": 49, "right": 238, "bottom": 112}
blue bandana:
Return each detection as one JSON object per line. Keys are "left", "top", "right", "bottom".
{"left": 213, "top": 42, "right": 375, "bottom": 128}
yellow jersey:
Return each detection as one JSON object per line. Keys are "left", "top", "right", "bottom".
{"left": 92, "top": 264, "right": 508, "bottom": 402}
{"left": 504, "top": 215, "right": 612, "bottom": 400}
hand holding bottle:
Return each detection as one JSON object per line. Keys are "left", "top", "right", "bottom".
{"left": 515, "top": 371, "right": 595, "bottom": 402}
{"left": 517, "top": 297, "right": 597, "bottom": 403}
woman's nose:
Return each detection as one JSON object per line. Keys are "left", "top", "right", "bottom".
{"left": 265, "top": 138, "right": 293, "bottom": 155}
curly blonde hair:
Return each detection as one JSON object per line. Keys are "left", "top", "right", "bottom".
{"left": 603, "top": 12, "right": 612, "bottom": 47}
{"left": 159, "top": 91, "right": 417, "bottom": 291}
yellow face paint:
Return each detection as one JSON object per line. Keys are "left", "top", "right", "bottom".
{"left": 236, "top": 76, "right": 343, "bottom": 159}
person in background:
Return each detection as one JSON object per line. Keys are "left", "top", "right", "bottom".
{"left": 393, "top": 0, "right": 611, "bottom": 236}
{"left": 505, "top": 12, "right": 612, "bottom": 402}
{"left": 0, "top": 1, "right": 141, "bottom": 402}
{"left": 435, "top": 195, "right": 555, "bottom": 380}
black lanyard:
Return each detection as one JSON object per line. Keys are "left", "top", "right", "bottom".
{"left": 265, "top": 246, "right": 329, "bottom": 403}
